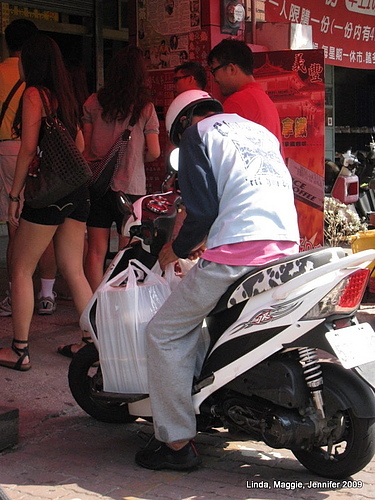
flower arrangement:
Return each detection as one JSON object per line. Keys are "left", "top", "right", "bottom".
{"left": 324, "top": 196, "right": 367, "bottom": 247}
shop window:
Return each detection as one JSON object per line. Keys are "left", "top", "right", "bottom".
{"left": 120, "top": 1, "right": 128, "bottom": 30}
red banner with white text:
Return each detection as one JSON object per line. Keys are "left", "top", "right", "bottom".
{"left": 264, "top": 0, "right": 375, "bottom": 70}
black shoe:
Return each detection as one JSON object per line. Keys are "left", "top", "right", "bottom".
{"left": 135, "top": 437, "right": 202, "bottom": 471}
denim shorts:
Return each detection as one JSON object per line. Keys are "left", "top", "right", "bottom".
{"left": 21, "top": 186, "right": 90, "bottom": 225}
{"left": 86, "top": 189, "right": 141, "bottom": 233}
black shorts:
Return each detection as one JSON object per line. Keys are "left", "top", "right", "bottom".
{"left": 86, "top": 189, "right": 141, "bottom": 233}
{"left": 21, "top": 186, "right": 91, "bottom": 225}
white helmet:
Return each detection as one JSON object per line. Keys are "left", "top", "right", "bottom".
{"left": 165, "top": 90, "right": 223, "bottom": 146}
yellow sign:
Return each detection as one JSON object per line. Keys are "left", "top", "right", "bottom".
{"left": 1, "top": 3, "right": 58, "bottom": 32}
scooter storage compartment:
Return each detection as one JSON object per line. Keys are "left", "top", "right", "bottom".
{"left": 226, "top": 352, "right": 311, "bottom": 409}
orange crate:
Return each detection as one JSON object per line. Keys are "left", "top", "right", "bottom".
{"left": 350, "top": 230, "right": 375, "bottom": 274}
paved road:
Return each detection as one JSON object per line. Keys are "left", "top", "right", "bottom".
{"left": 0, "top": 240, "right": 374, "bottom": 499}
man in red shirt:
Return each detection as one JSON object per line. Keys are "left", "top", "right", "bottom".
{"left": 207, "top": 39, "right": 283, "bottom": 147}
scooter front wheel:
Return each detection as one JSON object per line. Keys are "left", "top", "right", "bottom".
{"left": 68, "top": 343, "right": 136, "bottom": 424}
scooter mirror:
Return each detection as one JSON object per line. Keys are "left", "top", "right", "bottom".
{"left": 116, "top": 191, "right": 134, "bottom": 216}
{"left": 168, "top": 148, "right": 179, "bottom": 172}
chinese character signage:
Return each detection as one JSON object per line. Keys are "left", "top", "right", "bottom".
{"left": 253, "top": 49, "right": 326, "bottom": 249}
{"left": 264, "top": 0, "right": 375, "bottom": 69}
{"left": 0, "top": 3, "right": 58, "bottom": 32}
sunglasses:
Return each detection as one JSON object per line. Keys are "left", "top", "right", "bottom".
{"left": 173, "top": 74, "right": 191, "bottom": 84}
{"left": 210, "top": 62, "right": 229, "bottom": 75}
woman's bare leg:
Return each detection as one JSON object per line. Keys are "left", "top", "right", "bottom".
{"left": 0, "top": 219, "right": 57, "bottom": 366}
{"left": 84, "top": 225, "right": 111, "bottom": 292}
{"left": 55, "top": 218, "right": 93, "bottom": 354}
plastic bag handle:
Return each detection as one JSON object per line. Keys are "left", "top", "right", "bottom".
{"left": 99, "top": 260, "right": 142, "bottom": 290}
{"left": 127, "top": 259, "right": 168, "bottom": 288}
{"left": 126, "top": 259, "right": 161, "bottom": 288}
{"left": 164, "top": 263, "right": 179, "bottom": 286}
{"left": 126, "top": 260, "right": 138, "bottom": 289}
{"left": 151, "top": 261, "right": 181, "bottom": 290}
{"left": 151, "top": 261, "right": 176, "bottom": 278}
{"left": 103, "top": 259, "right": 169, "bottom": 290}
{"left": 102, "top": 267, "right": 130, "bottom": 289}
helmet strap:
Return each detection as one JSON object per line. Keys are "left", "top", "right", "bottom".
{"left": 180, "top": 115, "right": 191, "bottom": 129}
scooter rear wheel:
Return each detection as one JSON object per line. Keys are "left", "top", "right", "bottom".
{"left": 68, "top": 343, "right": 136, "bottom": 424}
{"left": 293, "top": 410, "right": 375, "bottom": 478}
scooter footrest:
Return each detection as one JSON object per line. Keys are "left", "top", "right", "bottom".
{"left": 93, "top": 390, "right": 148, "bottom": 403}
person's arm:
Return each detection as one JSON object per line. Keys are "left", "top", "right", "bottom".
{"left": 81, "top": 94, "right": 94, "bottom": 159}
{"left": 75, "top": 128, "right": 85, "bottom": 154}
{"left": 144, "top": 132, "right": 160, "bottom": 162}
{"left": 143, "top": 103, "right": 160, "bottom": 162}
{"left": 9, "top": 86, "right": 41, "bottom": 227}
{"left": 82, "top": 122, "right": 93, "bottom": 158}
{"left": 158, "top": 239, "right": 207, "bottom": 271}
{"left": 171, "top": 125, "right": 219, "bottom": 258}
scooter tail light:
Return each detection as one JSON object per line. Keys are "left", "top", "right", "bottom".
{"left": 338, "top": 268, "right": 371, "bottom": 307}
{"left": 302, "top": 268, "right": 370, "bottom": 320}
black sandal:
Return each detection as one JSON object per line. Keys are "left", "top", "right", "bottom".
{"left": 0, "top": 339, "right": 31, "bottom": 371}
{"left": 57, "top": 336, "right": 92, "bottom": 359}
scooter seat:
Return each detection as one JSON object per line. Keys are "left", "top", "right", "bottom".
{"left": 210, "top": 247, "right": 346, "bottom": 315}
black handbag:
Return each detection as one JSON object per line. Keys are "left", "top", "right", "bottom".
{"left": 89, "top": 114, "right": 136, "bottom": 201}
{"left": 24, "top": 89, "right": 92, "bottom": 209}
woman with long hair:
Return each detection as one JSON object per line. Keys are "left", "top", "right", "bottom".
{"left": 81, "top": 45, "right": 160, "bottom": 294}
{"left": 0, "top": 34, "right": 93, "bottom": 370}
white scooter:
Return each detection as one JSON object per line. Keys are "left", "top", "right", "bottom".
{"left": 69, "top": 156, "right": 375, "bottom": 479}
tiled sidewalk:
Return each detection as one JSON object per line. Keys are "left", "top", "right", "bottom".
{"left": 0, "top": 238, "right": 374, "bottom": 499}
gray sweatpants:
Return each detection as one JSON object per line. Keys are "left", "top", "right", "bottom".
{"left": 146, "top": 259, "right": 254, "bottom": 444}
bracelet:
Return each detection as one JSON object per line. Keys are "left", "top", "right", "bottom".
{"left": 8, "top": 193, "right": 20, "bottom": 202}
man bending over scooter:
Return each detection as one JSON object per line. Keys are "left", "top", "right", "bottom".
{"left": 135, "top": 90, "right": 300, "bottom": 470}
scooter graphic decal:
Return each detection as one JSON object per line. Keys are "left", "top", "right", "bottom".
{"left": 230, "top": 297, "right": 302, "bottom": 334}
{"left": 227, "top": 251, "right": 338, "bottom": 308}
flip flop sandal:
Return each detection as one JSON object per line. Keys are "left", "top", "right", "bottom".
{"left": 57, "top": 336, "right": 92, "bottom": 358}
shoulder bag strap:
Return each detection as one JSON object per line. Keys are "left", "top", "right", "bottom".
{"left": 36, "top": 87, "right": 53, "bottom": 119}
{"left": 0, "top": 78, "right": 23, "bottom": 129}
{"left": 93, "top": 111, "right": 137, "bottom": 171}
{"left": 105, "top": 111, "right": 137, "bottom": 155}
{"left": 110, "top": 112, "right": 137, "bottom": 182}
{"left": 120, "top": 112, "right": 137, "bottom": 141}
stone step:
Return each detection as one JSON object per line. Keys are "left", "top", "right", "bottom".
{"left": 0, "top": 406, "right": 18, "bottom": 451}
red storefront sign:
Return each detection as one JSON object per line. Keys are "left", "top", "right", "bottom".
{"left": 253, "top": 49, "right": 326, "bottom": 249}
{"left": 264, "top": 0, "right": 375, "bottom": 70}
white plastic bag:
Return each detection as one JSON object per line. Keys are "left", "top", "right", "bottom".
{"left": 178, "top": 258, "right": 197, "bottom": 277}
{"left": 151, "top": 261, "right": 182, "bottom": 290}
{"left": 96, "top": 259, "right": 172, "bottom": 393}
